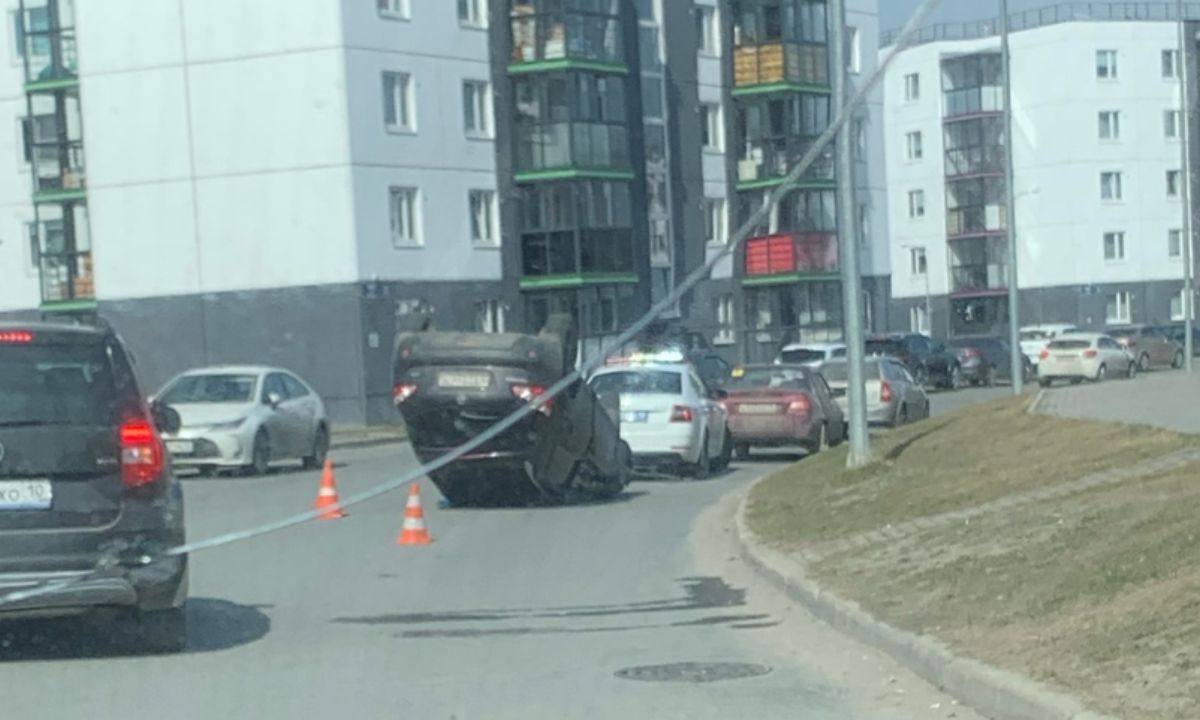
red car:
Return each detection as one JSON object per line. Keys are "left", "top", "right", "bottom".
{"left": 721, "top": 364, "right": 846, "bottom": 458}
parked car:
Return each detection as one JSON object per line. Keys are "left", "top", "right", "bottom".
{"left": 944, "top": 336, "right": 1032, "bottom": 387}
{"left": 720, "top": 364, "right": 844, "bottom": 459}
{"left": 1153, "top": 323, "right": 1200, "bottom": 356}
{"left": 1107, "top": 325, "right": 1185, "bottom": 371}
{"left": 156, "top": 366, "right": 329, "bottom": 476}
{"left": 1037, "top": 333, "right": 1137, "bottom": 386}
{"left": 776, "top": 342, "right": 847, "bottom": 367}
{"left": 0, "top": 321, "right": 188, "bottom": 652}
{"left": 864, "top": 334, "right": 962, "bottom": 389}
{"left": 821, "top": 357, "right": 931, "bottom": 427}
{"left": 1019, "top": 324, "right": 1079, "bottom": 368}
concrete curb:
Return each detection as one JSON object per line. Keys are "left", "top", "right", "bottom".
{"left": 330, "top": 436, "right": 408, "bottom": 451}
{"left": 1027, "top": 388, "right": 1048, "bottom": 415}
{"left": 734, "top": 483, "right": 1119, "bottom": 720}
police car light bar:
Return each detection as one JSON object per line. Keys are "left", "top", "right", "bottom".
{"left": 605, "top": 350, "right": 687, "bottom": 366}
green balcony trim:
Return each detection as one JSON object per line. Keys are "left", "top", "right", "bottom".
{"left": 731, "top": 82, "right": 831, "bottom": 98}
{"left": 40, "top": 299, "right": 97, "bottom": 313}
{"left": 25, "top": 76, "right": 80, "bottom": 92}
{"left": 742, "top": 272, "right": 841, "bottom": 287}
{"left": 33, "top": 188, "right": 87, "bottom": 204}
{"left": 735, "top": 178, "right": 837, "bottom": 192}
{"left": 519, "top": 273, "right": 639, "bottom": 290}
{"left": 514, "top": 168, "right": 635, "bottom": 183}
{"left": 507, "top": 59, "right": 629, "bottom": 76}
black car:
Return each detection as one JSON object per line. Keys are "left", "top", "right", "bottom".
{"left": 0, "top": 321, "right": 187, "bottom": 652}
{"left": 944, "top": 336, "right": 1033, "bottom": 386}
{"left": 864, "top": 334, "right": 962, "bottom": 389}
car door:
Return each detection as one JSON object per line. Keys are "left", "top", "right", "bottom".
{"left": 261, "top": 373, "right": 304, "bottom": 458}
{"left": 1145, "top": 327, "right": 1173, "bottom": 365}
{"left": 1098, "top": 337, "right": 1127, "bottom": 373}
{"left": 892, "top": 361, "right": 928, "bottom": 417}
{"left": 689, "top": 369, "right": 723, "bottom": 456}
{"left": 810, "top": 373, "right": 842, "bottom": 440}
{"left": 281, "top": 373, "right": 320, "bottom": 451}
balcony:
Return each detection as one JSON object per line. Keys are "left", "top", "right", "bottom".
{"left": 947, "top": 204, "right": 1007, "bottom": 239}
{"left": 744, "top": 232, "right": 839, "bottom": 284}
{"left": 951, "top": 263, "right": 1008, "bottom": 295}
{"left": 736, "top": 138, "right": 835, "bottom": 189}
{"left": 515, "top": 121, "right": 632, "bottom": 180}
{"left": 733, "top": 42, "right": 829, "bottom": 93}
{"left": 944, "top": 146, "right": 1005, "bottom": 178}
{"left": 40, "top": 251, "right": 93, "bottom": 304}
{"left": 31, "top": 138, "right": 85, "bottom": 200}
{"left": 509, "top": 9, "right": 626, "bottom": 72}
{"left": 23, "top": 28, "right": 77, "bottom": 91}
{"left": 943, "top": 87, "right": 1003, "bottom": 120}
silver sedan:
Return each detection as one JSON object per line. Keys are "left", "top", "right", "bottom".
{"left": 821, "top": 357, "right": 930, "bottom": 427}
{"left": 155, "top": 366, "right": 330, "bottom": 476}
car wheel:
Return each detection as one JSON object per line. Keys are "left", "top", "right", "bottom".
{"left": 690, "top": 434, "right": 710, "bottom": 480}
{"left": 1070, "top": 378, "right": 1084, "bottom": 385}
{"left": 1174, "top": 350, "right": 1185, "bottom": 369}
{"left": 1139, "top": 353, "right": 1151, "bottom": 372}
{"left": 303, "top": 424, "right": 330, "bottom": 470}
{"left": 808, "top": 423, "right": 826, "bottom": 454}
{"left": 137, "top": 606, "right": 187, "bottom": 654}
{"left": 828, "top": 420, "right": 845, "bottom": 447}
{"left": 1094, "top": 364, "right": 1107, "bottom": 383}
{"left": 895, "top": 404, "right": 909, "bottom": 427}
{"left": 734, "top": 442, "right": 751, "bottom": 461}
{"left": 248, "top": 430, "right": 271, "bottom": 476}
{"left": 1127, "top": 359, "right": 1138, "bottom": 379}
{"left": 985, "top": 365, "right": 998, "bottom": 387}
{"left": 712, "top": 429, "right": 733, "bottom": 472}
{"left": 1038, "top": 377, "right": 1052, "bottom": 388}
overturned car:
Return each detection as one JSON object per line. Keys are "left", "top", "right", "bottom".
{"left": 392, "top": 315, "right": 632, "bottom": 506}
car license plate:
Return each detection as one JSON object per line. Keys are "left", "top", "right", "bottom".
{"left": 739, "top": 404, "right": 778, "bottom": 415}
{"left": 437, "top": 371, "right": 491, "bottom": 390}
{"left": 0, "top": 480, "right": 52, "bottom": 510}
{"left": 622, "top": 411, "right": 649, "bottom": 423}
{"left": 166, "top": 440, "right": 195, "bottom": 455}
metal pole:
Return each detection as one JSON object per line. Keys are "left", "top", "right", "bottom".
{"left": 1179, "top": 0, "right": 1195, "bottom": 370}
{"left": 830, "top": 0, "right": 870, "bottom": 467}
{"left": 1001, "top": 0, "right": 1024, "bottom": 392}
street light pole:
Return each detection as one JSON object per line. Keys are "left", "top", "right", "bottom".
{"left": 1179, "top": 0, "right": 1195, "bottom": 371}
{"left": 1001, "top": 0, "right": 1023, "bottom": 392}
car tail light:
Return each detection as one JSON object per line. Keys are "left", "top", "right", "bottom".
{"left": 786, "top": 396, "right": 812, "bottom": 415}
{"left": 880, "top": 381, "right": 894, "bottom": 403}
{"left": 670, "top": 405, "right": 695, "bottom": 423}
{"left": 512, "top": 384, "right": 553, "bottom": 417}
{"left": 1082, "top": 349, "right": 1098, "bottom": 359}
{"left": 392, "top": 383, "right": 418, "bottom": 406}
{"left": 0, "top": 330, "right": 33, "bottom": 343}
{"left": 1039, "top": 349, "right": 1050, "bottom": 360}
{"left": 120, "top": 419, "right": 164, "bottom": 489}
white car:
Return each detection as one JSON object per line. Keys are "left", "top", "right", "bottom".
{"left": 1037, "top": 333, "right": 1136, "bottom": 386}
{"left": 1020, "top": 324, "right": 1078, "bottom": 368}
{"left": 777, "top": 342, "right": 847, "bottom": 367}
{"left": 155, "top": 366, "right": 330, "bottom": 475}
{"left": 588, "top": 360, "right": 731, "bottom": 477}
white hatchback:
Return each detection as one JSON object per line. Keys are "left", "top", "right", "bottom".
{"left": 588, "top": 362, "right": 731, "bottom": 477}
{"left": 1037, "top": 333, "right": 1136, "bottom": 386}
{"left": 776, "top": 342, "right": 847, "bottom": 367}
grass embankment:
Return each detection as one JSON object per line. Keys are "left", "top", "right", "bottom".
{"left": 748, "top": 397, "right": 1200, "bottom": 719}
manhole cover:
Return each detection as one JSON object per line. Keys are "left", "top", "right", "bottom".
{"left": 614, "top": 662, "right": 772, "bottom": 683}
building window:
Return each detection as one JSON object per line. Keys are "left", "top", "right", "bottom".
{"left": 1103, "top": 231, "right": 1125, "bottom": 261}
{"left": 1171, "top": 290, "right": 1189, "bottom": 321}
{"left": 910, "top": 247, "right": 927, "bottom": 276}
{"left": 1165, "top": 109, "right": 1182, "bottom": 139}
{"left": 383, "top": 72, "right": 415, "bottom": 132}
{"left": 846, "top": 26, "right": 861, "bottom": 74}
{"left": 904, "top": 72, "right": 920, "bottom": 101}
{"left": 910, "top": 305, "right": 929, "bottom": 335}
{"left": 1100, "top": 171, "right": 1123, "bottom": 201}
{"left": 1106, "top": 291, "right": 1132, "bottom": 324}
{"left": 476, "top": 300, "right": 506, "bottom": 333}
{"left": 1164, "top": 48, "right": 1180, "bottom": 79}
{"left": 853, "top": 117, "right": 867, "bottom": 159}
{"left": 1096, "top": 49, "right": 1117, "bottom": 80}
{"left": 469, "top": 190, "right": 497, "bottom": 246}
{"left": 700, "top": 103, "right": 723, "bottom": 151}
{"left": 704, "top": 198, "right": 727, "bottom": 245}
{"left": 715, "top": 294, "right": 736, "bottom": 344}
{"left": 907, "top": 189, "right": 925, "bottom": 219}
{"left": 696, "top": 5, "right": 719, "bottom": 56}
{"left": 458, "top": 0, "right": 486, "bottom": 28}
{"left": 462, "top": 80, "right": 492, "bottom": 137}
{"left": 905, "top": 130, "right": 923, "bottom": 160}
{"left": 378, "top": 0, "right": 410, "bottom": 20}
{"left": 1170, "top": 228, "right": 1183, "bottom": 258}
{"left": 858, "top": 203, "right": 870, "bottom": 245}
{"left": 389, "top": 186, "right": 421, "bottom": 246}
{"left": 1168, "top": 169, "right": 1182, "bottom": 198}
{"left": 1098, "top": 110, "right": 1120, "bottom": 140}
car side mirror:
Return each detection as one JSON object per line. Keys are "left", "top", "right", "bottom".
{"left": 266, "top": 392, "right": 283, "bottom": 409}
{"left": 151, "top": 402, "right": 181, "bottom": 435}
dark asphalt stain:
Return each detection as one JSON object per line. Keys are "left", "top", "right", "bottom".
{"left": 615, "top": 662, "right": 773, "bottom": 683}
{"left": 730, "top": 621, "right": 782, "bottom": 630}
{"left": 670, "top": 614, "right": 770, "bottom": 627}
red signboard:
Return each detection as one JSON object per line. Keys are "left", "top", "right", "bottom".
{"left": 745, "top": 233, "right": 838, "bottom": 275}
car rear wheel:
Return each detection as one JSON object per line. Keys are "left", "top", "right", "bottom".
{"left": 1038, "top": 377, "right": 1052, "bottom": 388}
{"left": 1138, "top": 353, "right": 1151, "bottom": 372}
{"left": 895, "top": 404, "right": 909, "bottom": 427}
{"left": 711, "top": 429, "right": 733, "bottom": 472}
{"left": 1094, "top": 364, "right": 1107, "bottom": 383}
{"left": 1174, "top": 350, "right": 1185, "bottom": 369}
{"left": 303, "top": 424, "right": 330, "bottom": 470}
{"left": 689, "top": 435, "right": 711, "bottom": 480}
{"left": 137, "top": 607, "right": 187, "bottom": 654}
{"left": 248, "top": 430, "right": 271, "bottom": 476}
{"left": 1127, "top": 359, "right": 1139, "bottom": 379}
{"left": 734, "top": 443, "right": 751, "bottom": 461}
{"left": 808, "top": 423, "right": 826, "bottom": 454}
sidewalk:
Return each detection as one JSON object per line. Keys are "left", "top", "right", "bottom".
{"left": 1037, "top": 369, "right": 1200, "bottom": 433}
{"left": 330, "top": 424, "right": 407, "bottom": 450}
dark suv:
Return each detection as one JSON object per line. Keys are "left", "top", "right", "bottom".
{"left": 0, "top": 322, "right": 187, "bottom": 652}
{"left": 864, "top": 334, "right": 963, "bottom": 389}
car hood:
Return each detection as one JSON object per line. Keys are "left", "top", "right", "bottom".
{"left": 170, "top": 402, "right": 257, "bottom": 428}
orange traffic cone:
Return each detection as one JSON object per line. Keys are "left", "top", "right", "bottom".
{"left": 396, "top": 483, "right": 432, "bottom": 545}
{"left": 313, "top": 459, "right": 346, "bottom": 520}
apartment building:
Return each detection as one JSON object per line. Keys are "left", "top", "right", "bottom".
{"left": 883, "top": 3, "right": 1198, "bottom": 338}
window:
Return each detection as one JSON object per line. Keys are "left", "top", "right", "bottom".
{"left": 457, "top": 0, "right": 486, "bottom": 27}
{"left": 858, "top": 203, "right": 870, "bottom": 245}
{"left": 1096, "top": 49, "right": 1117, "bottom": 80}
{"left": 24, "top": 221, "right": 37, "bottom": 271}
{"left": 462, "top": 80, "right": 492, "bottom": 137}
{"left": 383, "top": 72, "right": 415, "bottom": 132}
{"left": 696, "top": 5, "right": 719, "bottom": 55}
{"left": 1106, "top": 291, "right": 1132, "bottom": 324}
{"left": 469, "top": 190, "right": 497, "bottom": 246}
{"left": 1098, "top": 111, "right": 1120, "bottom": 140}
{"left": 700, "top": 103, "right": 722, "bottom": 151}
{"left": 1100, "top": 171, "right": 1123, "bottom": 201}
{"left": 910, "top": 247, "right": 927, "bottom": 275}
{"left": 1170, "top": 228, "right": 1183, "bottom": 258}
{"left": 704, "top": 198, "right": 727, "bottom": 246}
{"left": 378, "top": 0, "right": 410, "bottom": 20}
{"left": 907, "top": 189, "right": 925, "bottom": 219}
{"left": 853, "top": 117, "right": 866, "bottom": 159}
{"left": 909, "top": 305, "right": 929, "bottom": 334}
{"left": 904, "top": 72, "right": 920, "bottom": 101}
{"left": 1103, "top": 231, "right": 1125, "bottom": 261}
{"left": 905, "top": 130, "right": 922, "bottom": 160}
{"left": 389, "top": 187, "right": 421, "bottom": 246}
{"left": 1171, "top": 290, "right": 1189, "bottom": 321}
{"left": 1164, "top": 48, "right": 1180, "bottom": 79}
{"left": 715, "top": 294, "right": 735, "bottom": 344}
{"left": 1168, "top": 169, "right": 1182, "bottom": 198}
{"left": 1165, "top": 109, "right": 1181, "bottom": 139}
{"left": 846, "top": 26, "right": 861, "bottom": 74}
{"left": 476, "top": 300, "right": 506, "bottom": 333}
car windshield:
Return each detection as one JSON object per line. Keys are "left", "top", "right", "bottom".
{"left": 727, "top": 368, "right": 811, "bottom": 390}
{"left": 0, "top": 343, "right": 118, "bottom": 426}
{"left": 779, "top": 348, "right": 827, "bottom": 364}
{"left": 160, "top": 374, "right": 257, "bottom": 404}
{"left": 590, "top": 370, "right": 682, "bottom": 396}
{"left": 1019, "top": 331, "right": 1049, "bottom": 341}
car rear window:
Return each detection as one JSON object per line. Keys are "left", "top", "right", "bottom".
{"left": 727, "top": 368, "right": 811, "bottom": 391}
{"left": 817, "top": 361, "right": 879, "bottom": 383}
{"left": 0, "top": 342, "right": 119, "bottom": 427}
{"left": 161, "top": 374, "right": 257, "bottom": 404}
{"left": 1019, "top": 331, "right": 1048, "bottom": 341}
{"left": 865, "top": 340, "right": 902, "bottom": 357}
{"left": 1048, "top": 340, "right": 1091, "bottom": 350}
{"left": 590, "top": 370, "right": 682, "bottom": 396}
{"left": 779, "top": 348, "right": 826, "bottom": 364}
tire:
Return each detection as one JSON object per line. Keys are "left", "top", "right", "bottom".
{"left": 1094, "top": 364, "right": 1107, "bottom": 383}
{"left": 1139, "top": 353, "right": 1151, "bottom": 372}
{"left": 828, "top": 420, "right": 845, "bottom": 447}
{"left": 895, "top": 404, "right": 910, "bottom": 427}
{"left": 137, "top": 607, "right": 187, "bottom": 654}
{"left": 302, "top": 424, "right": 330, "bottom": 470}
{"left": 1038, "top": 377, "right": 1052, "bottom": 388}
{"left": 808, "top": 423, "right": 826, "bottom": 455}
{"left": 1174, "top": 350, "right": 1185, "bottom": 370}
{"left": 247, "top": 430, "right": 271, "bottom": 476}
{"left": 711, "top": 429, "right": 733, "bottom": 472}
{"left": 985, "top": 365, "right": 998, "bottom": 388}
{"left": 734, "top": 443, "right": 751, "bottom": 461}
{"left": 689, "top": 435, "right": 710, "bottom": 480}
{"left": 1070, "top": 378, "right": 1084, "bottom": 385}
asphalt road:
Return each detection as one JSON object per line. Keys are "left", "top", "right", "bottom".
{"left": 0, "top": 418, "right": 997, "bottom": 719}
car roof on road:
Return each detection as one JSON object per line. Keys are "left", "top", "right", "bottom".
{"left": 0, "top": 321, "right": 107, "bottom": 337}
{"left": 779, "top": 342, "right": 845, "bottom": 351}
{"left": 591, "top": 363, "right": 689, "bottom": 376}
{"left": 1051, "top": 332, "right": 1105, "bottom": 342}
{"left": 176, "top": 365, "right": 285, "bottom": 376}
